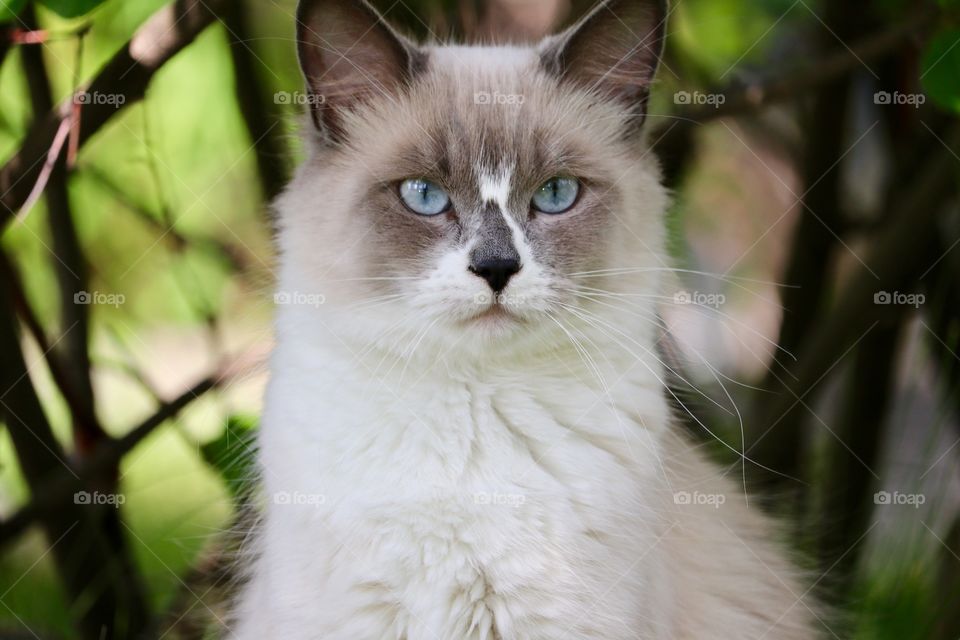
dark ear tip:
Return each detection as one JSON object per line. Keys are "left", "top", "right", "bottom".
{"left": 294, "top": 0, "right": 422, "bottom": 140}
{"left": 601, "top": 0, "right": 668, "bottom": 18}
{"left": 296, "top": 0, "right": 380, "bottom": 22}
{"left": 541, "top": 0, "right": 667, "bottom": 126}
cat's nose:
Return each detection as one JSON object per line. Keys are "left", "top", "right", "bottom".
{"left": 469, "top": 257, "right": 521, "bottom": 294}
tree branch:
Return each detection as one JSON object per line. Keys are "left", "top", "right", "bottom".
{"left": 223, "top": 0, "right": 289, "bottom": 202}
{"left": 0, "top": 374, "right": 221, "bottom": 547}
{"left": 0, "top": 267, "right": 147, "bottom": 639}
{"left": 19, "top": 6, "right": 101, "bottom": 450}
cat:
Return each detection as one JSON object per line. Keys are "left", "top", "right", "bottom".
{"left": 231, "top": 0, "right": 821, "bottom": 637}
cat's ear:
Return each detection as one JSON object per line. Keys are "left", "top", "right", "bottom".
{"left": 541, "top": 0, "right": 666, "bottom": 129}
{"left": 296, "top": 0, "right": 422, "bottom": 141}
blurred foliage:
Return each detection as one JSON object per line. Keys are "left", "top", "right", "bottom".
{"left": 200, "top": 415, "right": 258, "bottom": 501}
{"left": 922, "top": 29, "right": 960, "bottom": 113}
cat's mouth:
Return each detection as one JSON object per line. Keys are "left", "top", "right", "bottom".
{"left": 461, "top": 302, "right": 523, "bottom": 327}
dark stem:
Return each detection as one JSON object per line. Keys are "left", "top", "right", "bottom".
{"left": 222, "top": 0, "right": 289, "bottom": 202}
{"left": 749, "top": 0, "right": 872, "bottom": 498}
{"left": 0, "top": 265, "right": 148, "bottom": 640}
{"left": 816, "top": 313, "right": 905, "bottom": 586}
{"left": 19, "top": 6, "right": 101, "bottom": 452}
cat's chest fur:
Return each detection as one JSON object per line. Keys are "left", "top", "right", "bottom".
{"left": 250, "top": 339, "right": 677, "bottom": 639}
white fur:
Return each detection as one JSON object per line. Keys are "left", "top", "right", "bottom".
{"left": 231, "top": 42, "right": 820, "bottom": 640}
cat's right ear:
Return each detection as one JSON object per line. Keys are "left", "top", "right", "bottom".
{"left": 296, "top": 0, "right": 422, "bottom": 142}
{"left": 541, "top": 0, "right": 666, "bottom": 132}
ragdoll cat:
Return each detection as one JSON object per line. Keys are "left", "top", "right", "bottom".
{"left": 232, "top": 0, "right": 820, "bottom": 637}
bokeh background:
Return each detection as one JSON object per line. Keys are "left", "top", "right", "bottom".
{"left": 0, "top": 0, "right": 958, "bottom": 638}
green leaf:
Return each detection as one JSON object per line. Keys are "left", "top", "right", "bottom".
{"left": 201, "top": 415, "right": 258, "bottom": 501}
{"left": 0, "top": 0, "right": 28, "bottom": 23}
{"left": 36, "top": 0, "right": 107, "bottom": 19}
{"left": 921, "top": 30, "right": 960, "bottom": 114}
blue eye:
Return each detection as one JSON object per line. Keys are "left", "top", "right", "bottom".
{"left": 531, "top": 177, "right": 579, "bottom": 214}
{"left": 399, "top": 178, "right": 451, "bottom": 216}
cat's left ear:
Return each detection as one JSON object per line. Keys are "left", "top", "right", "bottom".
{"left": 541, "top": 0, "right": 666, "bottom": 128}
{"left": 296, "top": 0, "right": 423, "bottom": 141}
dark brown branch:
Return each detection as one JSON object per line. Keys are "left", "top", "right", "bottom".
{"left": 0, "top": 252, "right": 98, "bottom": 445}
{"left": 935, "top": 518, "right": 960, "bottom": 639}
{"left": 925, "top": 223, "right": 960, "bottom": 424}
{"left": 15, "top": 17, "right": 154, "bottom": 635}
{"left": 0, "top": 269, "right": 146, "bottom": 640}
{"left": 0, "top": 26, "right": 12, "bottom": 68}
{"left": 818, "top": 315, "right": 904, "bottom": 582}
{"left": 0, "top": 0, "right": 226, "bottom": 225}
{"left": 222, "top": 0, "right": 289, "bottom": 202}
{"left": 749, "top": 0, "right": 868, "bottom": 497}
{"left": 0, "top": 374, "right": 220, "bottom": 548}
{"left": 19, "top": 6, "right": 101, "bottom": 451}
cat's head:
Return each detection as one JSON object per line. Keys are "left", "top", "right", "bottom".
{"left": 276, "top": 0, "right": 669, "bottom": 360}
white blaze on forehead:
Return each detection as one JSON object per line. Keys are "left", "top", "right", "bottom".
{"left": 477, "top": 164, "right": 534, "bottom": 265}
{"left": 478, "top": 166, "right": 512, "bottom": 211}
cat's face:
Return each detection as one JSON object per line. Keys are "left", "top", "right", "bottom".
{"left": 276, "top": 0, "right": 668, "bottom": 358}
